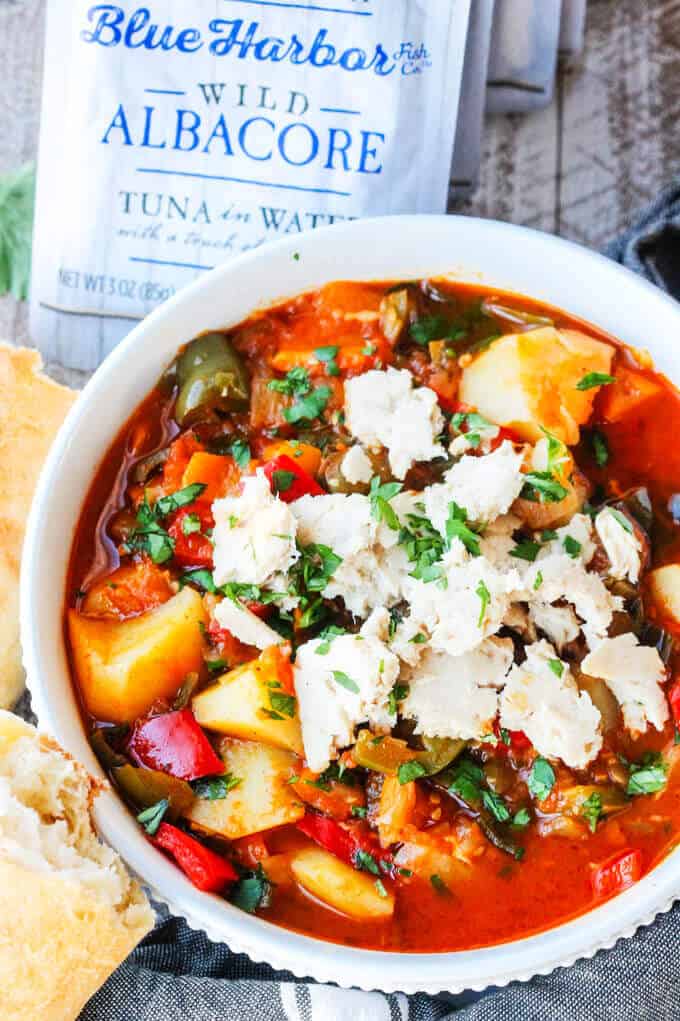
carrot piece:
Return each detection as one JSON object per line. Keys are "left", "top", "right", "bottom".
{"left": 82, "top": 560, "right": 174, "bottom": 619}
{"left": 600, "top": 366, "right": 663, "bottom": 423}
{"left": 181, "top": 452, "right": 240, "bottom": 502}
{"left": 161, "top": 433, "right": 204, "bottom": 492}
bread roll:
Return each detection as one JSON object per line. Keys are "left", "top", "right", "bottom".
{"left": 0, "top": 711, "right": 154, "bottom": 1021}
{"left": 0, "top": 344, "right": 76, "bottom": 708}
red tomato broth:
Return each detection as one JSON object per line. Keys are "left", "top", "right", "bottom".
{"left": 65, "top": 280, "right": 680, "bottom": 952}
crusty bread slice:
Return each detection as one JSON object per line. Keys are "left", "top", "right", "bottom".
{"left": 0, "top": 711, "right": 154, "bottom": 1021}
{"left": 0, "top": 343, "right": 76, "bottom": 708}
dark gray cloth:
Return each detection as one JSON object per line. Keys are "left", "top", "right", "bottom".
{"left": 70, "top": 191, "right": 680, "bottom": 1019}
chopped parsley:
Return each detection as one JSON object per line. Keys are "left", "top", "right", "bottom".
{"left": 271, "top": 469, "right": 296, "bottom": 494}
{"left": 540, "top": 427, "right": 569, "bottom": 473}
{"left": 527, "top": 758, "right": 555, "bottom": 801}
{"left": 285, "top": 385, "right": 331, "bottom": 424}
{"left": 397, "top": 760, "right": 428, "bottom": 785}
{"left": 136, "top": 798, "right": 169, "bottom": 836}
{"left": 315, "top": 624, "right": 347, "bottom": 655}
{"left": 476, "top": 579, "right": 491, "bottom": 627}
{"left": 332, "top": 670, "right": 360, "bottom": 694}
{"left": 447, "top": 758, "right": 485, "bottom": 804}
{"left": 126, "top": 483, "right": 207, "bottom": 565}
{"left": 410, "top": 315, "right": 466, "bottom": 346}
{"left": 399, "top": 512, "right": 446, "bottom": 585}
{"left": 230, "top": 439, "right": 251, "bottom": 469}
{"left": 155, "top": 483, "right": 206, "bottom": 517}
{"left": 541, "top": 529, "right": 558, "bottom": 542}
{"left": 563, "top": 535, "right": 582, "bottom": 558}
{"left": 581, "top": 792, "right": 603, "bottom": 832}
{"left": 268, "top": 366, "right": 311, "bottom": 397}
{"left": 575, "top": 371, "right": 616, "bottom": 391}
{"left": 268, "top": 690, "right": 297, "bottom": 719}
{"left": 591, "top": 431, "right": 609, "bottom": 467}
{"left": 374, "top": 878, "right": 389, "bottom": 898}
{"left": 388, "top": 683, "right": 410, "bottom": 715}
{"left": 482, "top": 789, "right": 511, "bottom": 823}
{"left": 445, "top": 501, "right": 482, "bottom": 557}
{"left": 533, "top": 570, "right": 544, "bottom": 591}
{"left": 351, "top": 805, "right": 368, "bottom": 819}
{"left": 230, "top": 865, "right": 272, "bottom": 914}
{"left": 429, "top": 873, "right": 449, "bottom": 894}
{"left": 314, "top": 345, "right": 340, "bottom": 376}
{"left": 353, "top": 849, "right": 380, "bottom": 875}
{"left": 512, "top": 808, "right": 531, "bottom": 828}
{"left": 627, "top": 754, "right": 667, "bottom": 796}
{"left": 369, "top": 476, "right": 403, "bottom": 530}
{"left": 451, "top": 411, "right": 498, "bottom": 448}
{"left": 192, "top": 773, "right": 242, "bottom": 800}
{"left": 521, "top": 471, "right": 568, "bottom": 504}
{"left": 182, "top": 512, "right": 202, "bottom": 536}
{"left": 609, "top": 507, "right": 633, "bottom": 534}
{"left": 510, "top": 540, "right": 540, "bottom": 562}
{"left": 548, "top": 658, "right": 564, "bottom": 678}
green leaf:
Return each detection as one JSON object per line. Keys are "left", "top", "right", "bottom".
{"left": 182, "top": 512, "right": 202, "bottom": 536}
{"left": 430, "top": 873, "right": 449, "bottom": 894}
{"left": 445, "top": 501, "right": 482, "bottom": 556}
{"left": 332, "top": 670, "right": 360, "bottom": 694}
{"left": 451, "top": 411, "right": 497, "bottom": 439}
{"left": 397, "top": 760, "right": 428, "bottom": 785}
{"left": 476, "top": 579, "right": 491, "bottom": 627}
{"left": 351, "top": 805, "right": 368, "bottom": 818}
{"left": 627, "top": 758, "right": 667, "bottom": 796}
{"left": 410, "top": 315, "right": 467, "bottom": 346}
{"left": 284, "top": 385, "right": 332, "bottom": 424}
{"left": 539, "top": 426, "right": 569, "bottom": 473}
{"left": 369, "top": 476, "right": 404, "bottom": 531}
{"left": 230, "top": 439, "right": 251, "bottom": 469}
{"left": 609, "top": 507, "right": 633, "bottom": 534}
{"left": 482, "top": 789, "right": 511, "bottom": 823}
{"left": 527, "top": 758, "right": 555, "bottom": 801}
{"left": 521, "top": 472, "right": 569, "bottom": 504}
{"left": 592, "top": 431, "right": 609, "bottom": 467}
{"left": 269, "top": 691, "right": 296, "bottom": 718}
{"left": 136, "top": 798, "right": 169, "bottom": 836}
{"left": 388, "top": 683, "right": 409, "bottom": 715}
{"left": 563, "top": 535, "right": 582, "bottom": 558}
{"left": 271, "top": 469, "right": 296, "bottom": 494}
{"left": 548, "top": 658, "right": 564, "bottom": 679}
{"left": 576, "top": 372, "right": 616, "bottom": 391}
{"left": 156, "top": 483, "right": 206, "bottom": 516}
{"left": 268, "top": 366, "right": 311, "bottom": 397}
{"left": 192, "top": 773, "right": 242, "bottom": 800}
{"left": 447, "top": 758, "right": 484, "bottom": 804}
{"left": 512, "top": 808, "right": 531, "bottom": 828}
{"left": 533, "top": 570, "right": 543, "bottom": 591}
{"left": 374, "top": 878, "right": 389, "bottom": 898}
{"left": 315, "top": 625, "right": 347, "bottom": 655}
{"left": 353, "top": 849, "right": 380, "bottom": 875}
{"left": 181, "top": 568, "right": 218, "bottom": 593}
{"left": 581, "top": 792, "right": 602, "bottom": 832}
{"left": 0, "top": 163, "right": 35, "bottom": 300}
{"left": 510, "top": 541, "right": 540, "bottom": 562}
{"left": 315, "top": 345, "right": 340, "bottom": 376}
{"left": 230, "top": 865, "right": 271, "bottom": 914}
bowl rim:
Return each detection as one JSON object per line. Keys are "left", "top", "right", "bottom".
{"left": 21, "top": 213, "right": 680, "bottom": 995}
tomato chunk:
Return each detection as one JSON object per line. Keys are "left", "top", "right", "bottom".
{"left": 168, "top": 503, "right": 214, "bottom": 568}
{"left": 297, "top": 812, "right": 393, "bottom": 873}
{"left": 152, "top": 822, "right": 238, "bottom": 892}
{"left": 262, "top": 453, "right": 325, "bottom": 501}
{"left": 128, "top": 708, "right": 224, "bottom": 781}
{"left": 591, "top": 849, "right": 643, "bottom": 899}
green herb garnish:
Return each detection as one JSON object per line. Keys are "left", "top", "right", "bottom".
{"left": 576, "top": 372, "right": 616, "bottom": 391}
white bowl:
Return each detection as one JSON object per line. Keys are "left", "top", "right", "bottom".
{"left": 21, "top": 214, "right": 680, "bottom": 995}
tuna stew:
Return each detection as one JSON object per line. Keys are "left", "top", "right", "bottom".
{"left": 68, "top": 280, "right": 680, "bottom": 951}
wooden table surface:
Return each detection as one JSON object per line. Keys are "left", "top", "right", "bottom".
{"left": 1, "top": 0, "right": 678, "bottom": 384}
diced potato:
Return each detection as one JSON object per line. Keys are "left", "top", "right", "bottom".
{"left": 261, "top": 852, "right": 295, "bottom": 888}
{"left": 459, "top": 326, "right": 614, "bottom": 445}
{"left": 648, "top": 565, "right": 680, "bottom": 626}
{"left": 513, "top": 465, "right": 590, "bottom": 530}
{"left": 393, "top": 826, "right": 471, "bottom": 886}
{"left": 290, "top": 846, "right": 395, "bottom": 920}
{"left": 68, "top": 587, "right": 207, "bottom": 723}
{"left": 187, "top": 738, "right": 303, "bottom": 840}
{"left": 600, "top": 365, "right": 663, "bottom": 423}
{"left": 191, "top": 652, "right": 304, "bottom": 755}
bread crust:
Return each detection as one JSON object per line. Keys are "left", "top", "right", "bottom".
{"left": 0, "top": 862, "right": 151, "bottom": 1021}
{"left": 0, "top": 344, "right": 76, "bottom": 708}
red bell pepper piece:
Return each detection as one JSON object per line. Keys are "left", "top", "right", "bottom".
{"left": 262, "top": 454, "right": 324, "bottom": 502}
{"left": 167, "top": 503, "right": 214, "bottom": 568}
{"left": 128, "top": 708, "right": 224, "bottom": 781}
{"left": 668, "top": 679, "right": 680, "bottom": 723}
{"left": 591, "top": 848, "right": 643, "bottom": 899}
{"left": 297, "top": 812, "right": 393, "bottom": 873}
{"left": 492, "top": 720, "right": 531, "bottom": 754}
{"left": 152, "top": 823, "right": 238, "bottom": 892}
